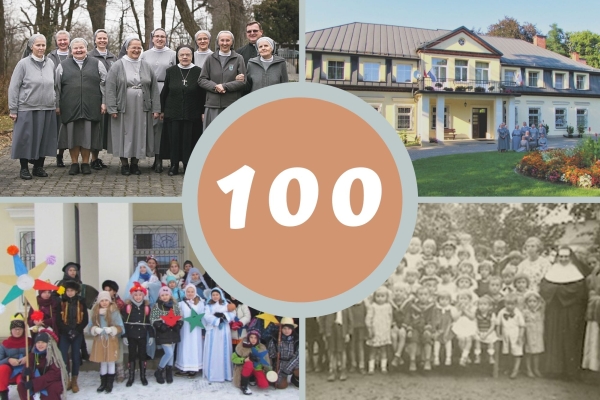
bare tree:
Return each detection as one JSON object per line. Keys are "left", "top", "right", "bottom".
{"left": 161, "top": 0, "right": 169, "bottom": 29}
{"left": 207, "top": 0, "right": 247, "bottom": 48}
{"left": 128, "top": 0, "right": 145, "bottom": 47}
{"left": 0, "top": 0, "right": 6, "bottom": 75}
{"left": 174, "top": 0, "right": 206, "bottom": 39}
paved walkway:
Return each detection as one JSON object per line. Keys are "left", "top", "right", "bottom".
{"left": 0, "top": 147, "right": 183, "bottom": 197}
{"left": 407, "top": 136, "right": 584, "bottom": 161}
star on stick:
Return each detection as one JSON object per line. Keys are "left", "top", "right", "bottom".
{"left": 183, "top": 309, "right": 205, "bottom": 332}
{"left": 160, "top": 308, "right": 182, "bottom": 327}
{"left": 251, "top": 347, "right": 270, "bottom": 368}
{"left": 256, "top": 313, "right": 279, "bottom": 329}
{"left": 0, "top": 246, "right": 58, "bottom": 314}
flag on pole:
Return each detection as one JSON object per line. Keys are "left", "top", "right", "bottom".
{"left": 428, "top": 69, "right": 437, "bottom": 83}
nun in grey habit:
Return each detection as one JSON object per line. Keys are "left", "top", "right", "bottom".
{"left": 105, "top": 37, "right": 161, "bottom": 176}
{"left": 194, "top": 30, "right": 213, "bottom": 68}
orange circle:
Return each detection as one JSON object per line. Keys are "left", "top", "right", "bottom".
{"left": 198, "top": 98, "right": 402, "bottom": 302}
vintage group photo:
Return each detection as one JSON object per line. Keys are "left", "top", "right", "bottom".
{"left": 307, "top": 204, "right": 600, "bottom": 400}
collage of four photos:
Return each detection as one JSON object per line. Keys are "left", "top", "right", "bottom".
{"left": 1, "top": 0, "right": 600, "bottom": 399}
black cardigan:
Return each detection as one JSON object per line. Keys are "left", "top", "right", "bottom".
{"left": 160, "top": 65, "right": 206, "bottom": 120}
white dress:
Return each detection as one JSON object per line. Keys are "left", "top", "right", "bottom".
{"left": 176, "top": 298, "right": 205, "bottom": 372}
{"left": 202, "top": 302, "right": 235, "bottom": 382}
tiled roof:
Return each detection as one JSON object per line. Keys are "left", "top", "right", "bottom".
{"left": 306, "top": 22, "right": 600, "bottom": 73}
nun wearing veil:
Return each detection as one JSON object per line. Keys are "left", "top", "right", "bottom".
{"left": 193, "top": 30, "right": 213, "bottom": 68}
{"left": 106, "top": 37, "right": 160, "bottom": 176}
{"left": 184, "top": 267, "right": 210, "bottom": 300}
{"left": 539, "top": 246, "right": 590, "bottom": 379}
{"left": 124, "top": 261, "right": 162, "bottom": 306}
{"left": 8, "top": 34, "right": 58, "bottom": 180}
{"left": 89, "top": 29, "right": 118, "bottom": 170}
{"left": 159, "top": 45, "right": 205, "bottom": 176}
{"left": 198, "top": 31, "right": 246, "bottom": 130}
{"left": 140, "top": 28, "right": 176, "bottom": 173}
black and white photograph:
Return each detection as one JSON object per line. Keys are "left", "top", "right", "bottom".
{"left": 307, "top": 204, "right": 600, "bottom": 400}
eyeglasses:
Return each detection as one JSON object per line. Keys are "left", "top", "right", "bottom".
{"left": 247, "top": 30, "right": 260, "bottom": 33}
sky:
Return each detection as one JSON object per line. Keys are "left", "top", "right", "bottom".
{"left": 305, "top": 0, "right": 600, "bottom": 35}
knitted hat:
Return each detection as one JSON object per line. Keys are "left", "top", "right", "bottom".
{"left": 247, "top": 329, "right": 261, "bottom": 341}
{"left": 97, "top": 291, "right": 112, "bottom": 303}
{"left": 129, "top": 281, "right": 147, "bottom": 295}
{"left": 63, "top": 280, "right": 81, "bottom": 292}
{"left": 36, "top": 332, "right": 50, "bottom": 343}
{"left": 166, "top": 275, "right": 177, "bottom": 284}
{"left": 102, "top": 280, "right": 119, "bottom": 293}
{"left": 280, "top": 317, "right": 297, "bottom": 329}
{"left": 158, "top": 286, "right": 171, "bottom": 297}
{"left": 10, "top": 313, "right": 25, "bottom": 329}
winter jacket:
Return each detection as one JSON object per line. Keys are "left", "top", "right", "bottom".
{"left": 198, "top": 51, "right": 247, "bottom": 109}
{"left": 246, "top": 56, "right": 288, "bottom": 92}
{"left": 28, "top": 295, "right": 60, "bottom": 334}
{"left": 89, "top": 304, "right": 124, "bottom": 363}
{"left": 57, "top": 295, "right": 88, "bottom": 335}
{"left": 150, "top": 300, "right": 183, "bottom": 345}
{"left": 122, "top": 300, "right": 154, "bottom": 339}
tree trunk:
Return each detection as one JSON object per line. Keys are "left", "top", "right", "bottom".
{"left": 144, "top": 0, "right": 154, "bottom": 49}
{"left": 64, "top": 0, "right": 76, "bottom": 32}
{"left": 128, "top": 0, "right": 145, "bottom": 48}
{"left": 161, "top": 0, "right": 168, "bottom": 30}
{"left": 174, "top": 0, "right": 201, "bottom": 39}
{"left": 88, "top": 0, "right": 108, "bottom": 32}
{"left": 0, "top": 0, "right": 5, "bottom": 75}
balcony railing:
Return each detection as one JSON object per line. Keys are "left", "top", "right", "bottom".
{"left": 419, "top": 78, "right": 529, "bottom": 94}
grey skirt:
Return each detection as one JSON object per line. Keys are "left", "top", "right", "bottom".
{"left": 203, "top": 108, "right": 224, "bottom": 131}
{"left": 57, "top": 119, "right": 101, "bottom": 150}
{"left": 11, "top": 110, "right": 58, "bottom": 159}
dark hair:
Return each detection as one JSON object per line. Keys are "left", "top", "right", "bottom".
{"left": 246, "top": 21, "right": 262, "bottom": 30}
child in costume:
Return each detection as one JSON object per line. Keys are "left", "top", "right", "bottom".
{"left": 319, "top": 308, "right": 353, "bottom": 381}
{"left": 146, "top": 255, "right": 162, "bottom": 282}
{"left": 122, "top": 282, "right": 154, "bottom": 387}
{"left": 166, "top": 275, "right": 185, "bottom": 302}
{"left": 473, "top": 295, "right": 498, "bottom": 365}
{"left": 57, "top": 281, "right": 88, "bottom": 393}
{"left": 497, "top": 293, "right": 525, "bottom": 379}
{"left": 0, "top": 314, "right": 27, "bottom": 400}
{"left": 17, "top": 329, "right": 68, "bottom": 400}
{"left": 150, "top": 286, "right": 183, "bottom": 384}
{"left": 28, "top": 288, "right": 60, "bottom": 342}
{"left": 522, "top": 291, "right": 545, "bottom": 377}
{"left": 175, "top": 284, "right": 205, "bottom": 378}
{"left": 232, "top": 330, "right": 272, "bottom": 395}
{"left": 184, "top": 267, "right": 209, "bottom": 300}
{"left": 202, "top": 288, "right": 235, "bottom": 382}
{"left": 101, "top": 280, "right": 126, "bottom": 383}
{"left": 268, "top": 317, "right": 299, "bottom": 389}
{"left": 88, "top": 291, "right": 124, "bottom": 393}
{"left": 125, "top": 261, "right": 161, "bottom": 306}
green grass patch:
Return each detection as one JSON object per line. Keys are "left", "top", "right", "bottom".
{"left": 414, "top": 151, "right": 600, "bottom": 196}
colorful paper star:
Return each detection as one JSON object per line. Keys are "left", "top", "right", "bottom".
{"left": 160, "top": 308, "right": 182, "bottom": 327}
{"left": 256, "top": 313, "right": 279, "bottom": 329}
{"left": 0, "top": 246, "right": 58, "bottom": 314}
{"left": 183, "top": 309, "right": 205, "bottom": 332}
{"left": 251, "top": 347, "right": 270, "bottom": 368}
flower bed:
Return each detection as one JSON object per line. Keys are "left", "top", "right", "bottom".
{"left": 516, "top": 139, "right": 600, "bottom": 188}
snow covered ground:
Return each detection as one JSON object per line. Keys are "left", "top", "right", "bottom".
{"left": 6, "top": 370, "right": 300, "bottom": 399}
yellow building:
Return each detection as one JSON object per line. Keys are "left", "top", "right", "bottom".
{"left": 306, "top": 24, "right": 599, "bottom": 142}
{"left": 0, "top": 203, "right": 201, "bottom": 336}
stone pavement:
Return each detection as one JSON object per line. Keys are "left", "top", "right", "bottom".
{"left": 0, "top": 148, "right": 183, "bottom": 197}
{"left": 407, "top": 136, "right": 583, "bottom": 161}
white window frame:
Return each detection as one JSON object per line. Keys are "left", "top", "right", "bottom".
{"left": 455, "top": 60, "right": 468, "bottom": 82}
{"left": 475, "top": 62, "right": 490, "bottom": 83}
{"left": 553, "top": 71, "right": 568, "bottom": 89}
{"left": 395, "top": 64, "right": 412, "bottom": 83}
{"left": 395, "top": 106, "right": 413, "bottom": 130}
{"left": 327, "top": 60, "right": 345, "bottom": 80}
{"left": 575, "top": 74, "right": 589, "bottom": 90}
{"left": 432, "top": 58, "right": 447, "bottom": 82}
{"left": 577, "top": 108, "right": 588, "bottom": 130}
{"left": 363, "top": 63, "right": 380, "bottom": 82}
{"left": 431, "top": 106, "right": 449, "bottom": 129}
{"left": 555, "top": 108, "right": 567, "bottom": 130}
{"left": 528, "top": 108, "right": 541, "bottom": 127}
{"left": 526, "top": 68, "right": 543, "bottom": 88}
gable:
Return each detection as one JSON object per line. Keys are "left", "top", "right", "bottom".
{"left": 430, "top": 34, "right": 494, "bottom": 55}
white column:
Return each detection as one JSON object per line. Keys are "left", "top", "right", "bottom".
{"left": 97, "top": 204, "right": 133, "bottom": 299}
{"left": 34, "top": 203, "right": 77, "bottom": 283}
{"left": 508, "top": 97, "right": 516, "bottom": 133}
{"left": 494, "top": 97, "right": 503, "bottom": 139}
{"left": 436, "top": 96, "right": 445, "bottom": 142}
{"left": 78, "top": 204, "right": 99, "bottom": 290}
{"left": 418, "top": 95, "right": 430, "bottom": 142}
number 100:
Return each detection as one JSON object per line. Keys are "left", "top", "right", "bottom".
{"left": 217, "top": 165, "right": 382, "bottom": 229}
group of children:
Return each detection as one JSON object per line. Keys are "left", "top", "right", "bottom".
{"left": 0, "top": 257, "right": 300, "bottom": 399}
{"left": 308, "top": 234, "right": 600, "bottom": 382}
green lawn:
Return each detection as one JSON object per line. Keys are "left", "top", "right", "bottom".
{"left": 413, "top": 152, "right": 600, "bottom": 196}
